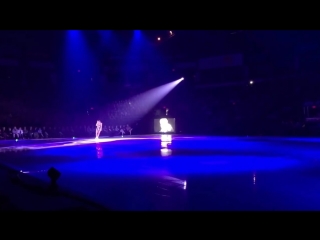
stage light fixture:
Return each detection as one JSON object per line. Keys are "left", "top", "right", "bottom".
{"left": 157, "top": 37, "right": 161, "bottom": 41}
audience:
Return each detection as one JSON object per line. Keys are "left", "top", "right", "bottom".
{"left": 0, "top": 68, "right": 317, "bottom": 139}
{"left": 0, "top": 124, "right": 134, "bottom": 140}
{"left": 0, "top": 96, "right": 136, "bottom": 140}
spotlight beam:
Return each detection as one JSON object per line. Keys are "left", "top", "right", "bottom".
{"left": 105, "top": 78, "right": 184, "bottom": 124}
{"left": 122, "top": 78, "right": 183, "bottom": 123}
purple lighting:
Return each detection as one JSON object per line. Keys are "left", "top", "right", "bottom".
{"left": 94, "top": 77, "right": 184, "bottom": 127}
{"left": 126, "top": 78, "right": 183, "bottom": 121}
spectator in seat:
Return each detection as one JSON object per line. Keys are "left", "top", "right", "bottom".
{"left": 111, "top": 126, "right": 115, "bottom": 136}
{"left": 33, "top": 128, "right": 39, "bottom": 139}
{"left": 38, "top": 127, "right": 44, "bottom": 138}
{"left": 12, "top": 127, "right": 19, "bottom": 139}
{"left": 29, "top": 127, "right": 34, "bottom": 138}
{"left": 43, "top": 127, "right": 49, "bottom": 138}
{"left": 108, "top": 126, "right": 112, "bottom": 136}
{"left": 126, "top": 125, "right": 132, "bottom": 135}
{"left": 7, "top": 127, "right": 13, "bottom": 139}
{"left": 0, "top": 129, "right": 4, "bottom": 139}
{"left": 23, "top": 127, "right": 28, "bottom": 139}
{"left": 17, "top": 127, "right": 23, "bottom": 139}
{"left": 2, "top": 127, "right": 9, "bottom": 139}
{"left": 103, "top": 125, "right": 108, "bottom": 135}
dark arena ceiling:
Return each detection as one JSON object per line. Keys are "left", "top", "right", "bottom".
{"left": 0, "top": 30, "right": 319, "bottom": 62}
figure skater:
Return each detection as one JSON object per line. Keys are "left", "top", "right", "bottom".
{"left": 96, "top": 120, "right": 102, "bottom": 139}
